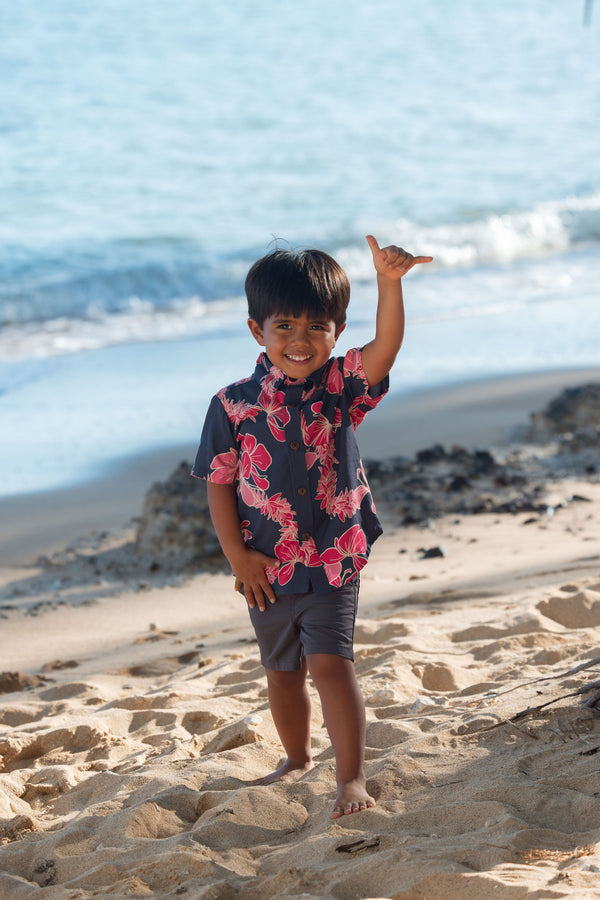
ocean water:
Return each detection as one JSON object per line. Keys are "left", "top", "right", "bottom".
{"left": 1, "top": 0, "right": 599, "bottom": 496}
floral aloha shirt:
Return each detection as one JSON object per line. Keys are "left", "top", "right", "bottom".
{"left": 192, "top": 348, "right": 389, "bottom": 594}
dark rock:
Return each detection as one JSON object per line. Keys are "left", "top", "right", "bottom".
{"left": 449, "top": 446, "right": 471, "bottom": 463}
{"left": 0, "top": 672, "right": 48, "bottom": 694}
{"left": 559, "top": 426, "right": 600, "bottom": 452}
{"left": 419, "top": 546, "right": 448, "bottom": 559}
{"left": 447, "top": 475, "right": 471, "bottom": 492}
{"left": 471, "top": 450, "right": 498, "bottom": 475}
{"left": 529, "top": 383, "right": 600, "bottom": 437}
{"left": 134, "top": 461, "right": 227, "bottom": 573}
{"left": 416, "top": 444, "right": 447, "bottom": 464}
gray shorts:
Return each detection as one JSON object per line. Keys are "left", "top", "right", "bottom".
{"left": 247, "top": 577, "right": 360, "bottom": 671}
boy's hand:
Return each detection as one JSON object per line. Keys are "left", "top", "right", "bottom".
{"left": 366, "top": 234, "right": 433, "bottom": 280}
{"left": 232, "top": 548, "right": 280, "bottom": 612}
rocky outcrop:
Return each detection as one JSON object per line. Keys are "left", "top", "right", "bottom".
{"left": 134, "top": 462, "right": 226, "bottom": 572}
{"left": 529, "top": 382, "right": 600, "bottom": 436}
{"left": 365, "top": 445, "right": 553, "bottom": 526}
{"left": 129, "top": 385, "right": 599, "bottom": 573}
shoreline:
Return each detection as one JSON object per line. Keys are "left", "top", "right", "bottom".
{"left": 1, "top": 365, "right": 599, "bottom": 566}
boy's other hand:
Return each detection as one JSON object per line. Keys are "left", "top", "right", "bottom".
{"left": 232, "top": 549, "right": 280, "bottom": 611}
{"left": 366, "top": 234, "right": 433, "bottom": 280}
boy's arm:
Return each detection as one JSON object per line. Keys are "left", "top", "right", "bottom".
{"left": 361, "top": 234, "right": 433, "bottom": 388}
{"left": 206, "top": 481, "right": 279, "bottom": 612}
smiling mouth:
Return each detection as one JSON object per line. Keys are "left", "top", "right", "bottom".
{"left": 285, "top": 354, "right": 312, "bottom": 362}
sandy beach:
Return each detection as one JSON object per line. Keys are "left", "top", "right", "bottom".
{"left": 1, "top": 369, "right": 600, "bottom": 899}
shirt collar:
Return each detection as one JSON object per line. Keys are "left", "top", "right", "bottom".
{"left": 253, "top": 352, "right": 330, "bottom": 392}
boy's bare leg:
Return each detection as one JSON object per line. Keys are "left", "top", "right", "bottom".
{"left": 255, "top": 660, "right": 314, "bottom": 785}
{"left": 306, "top": 653, "right": 375, "bottom": 819}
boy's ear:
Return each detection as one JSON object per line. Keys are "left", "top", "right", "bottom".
{"left": 247, "top": 318, "right": 265, "bottom": 346}
{"left": 335, "top": 322, "right": 346, "bottom": 340}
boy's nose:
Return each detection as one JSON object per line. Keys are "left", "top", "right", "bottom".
{"left": 288, "top": 330, "right": 310, "bottom": 344}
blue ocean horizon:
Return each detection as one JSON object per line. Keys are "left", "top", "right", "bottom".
{"left": 1, "top": 0, "right": 599, "bottom": 496}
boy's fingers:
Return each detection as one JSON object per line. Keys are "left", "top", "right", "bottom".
{"left": 365, "top": 234, "right": 381, "bottom": 256}
{"left": 250, "top": 586, "right": 267, "bottom": 612}
{"left": 260, "top": 572, "right": 277, "bottom": 605}
{"left": 413, "top": 255, "right": 434, "bottom": 264}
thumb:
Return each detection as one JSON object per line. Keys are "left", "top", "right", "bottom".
{"left": 366, "top": 234, "right": 381, "bottom": 257}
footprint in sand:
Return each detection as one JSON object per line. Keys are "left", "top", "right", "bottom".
{"left": 450, "top": 612, "right": 553, "bottom": 644}
{"left": 412, "top": 661, "right": 482, "bottom": 693}
{"left": 537, "top": 588, "right": 600, "bottom": 629}
{"left": 181, "top": 710, "right": 225, "bottom": 735}
{"left": 193, "top": 787, "right": 307, "bottom": 851}
{"left": 215, "top": 664, "right": 264, "bottom": 686}
{"left": 354, "top": 619, "right": 410, "bottom": 644}
{"left": 200, "top": 719, "right": 265, "bottom": 754}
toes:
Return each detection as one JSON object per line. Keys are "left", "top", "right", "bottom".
{"left": 331, "top": 801, "right": 365, "bottom": 818}
{"left": 344, "top": 801, "right": 363, "bottom": 815}
{"left": 331, "top": 793, "right": 376, "bottom": 819}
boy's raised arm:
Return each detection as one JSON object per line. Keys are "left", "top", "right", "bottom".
{"left": 361, "top": 235, "right": 432, "bottom": 388}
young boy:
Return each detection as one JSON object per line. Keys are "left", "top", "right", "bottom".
{"left": 192, "top": 235, "right": 432, "bottom": 819}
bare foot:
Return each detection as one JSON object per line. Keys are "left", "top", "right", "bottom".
{"left": 331, "top": 779, "right": 376, "bottom": 819}
{"left": 254, "top": 758, "right": 314, "bottom": 786}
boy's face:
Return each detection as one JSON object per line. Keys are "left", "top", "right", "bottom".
{"left": 248, "top": 312, "right": 345, "bottom": 380}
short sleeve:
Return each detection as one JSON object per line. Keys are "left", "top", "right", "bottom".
{"left": 191, "top": 395, "right": 239, "bottom": 484}
{"left": 341, "top": 348, "right": 389, "bottom": 429}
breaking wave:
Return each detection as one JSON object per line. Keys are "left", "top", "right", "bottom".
{"left": 1, "top": 193, "right": 598, "bottom": 360}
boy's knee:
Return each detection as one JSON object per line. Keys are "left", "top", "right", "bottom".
{"left": 265, "top": 664, "right": 307, "bottom": 690}
{"left": 306, "top": 653, "right": 353, "bottom": 682}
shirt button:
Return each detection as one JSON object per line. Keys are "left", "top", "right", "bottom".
{"left": 289, "top": 440, "right": 300, "bottom": 450}
{"left": 301, "top": 531, "right": 311, "bottom": 542}
{"left": 297, "top": 486, "right": 307, "bottom": 496}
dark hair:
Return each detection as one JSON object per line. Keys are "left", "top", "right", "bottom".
{"left": 245, "top": 248, "right": 350, "bottom": 329}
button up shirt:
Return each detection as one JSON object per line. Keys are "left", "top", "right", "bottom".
{"left": 192, "top": 348, "right": 388, "bottom": 593}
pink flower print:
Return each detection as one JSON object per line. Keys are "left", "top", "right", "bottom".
{"left": 349, "top": 392, "right": 379, "bottom": 429}
{"left": 343, "top": 348, "right": 366, "bottom": 380}
{"left": 260, "top": 491, "right": 297, "bottom": 532}
{"left": 239, "top": 479, "right": 264, "bottom": 514}
{"left": 304, "top": 450, "right": 319, "bottom": 471}
{"left": 257, "top": 362, "right": 284, "bottom": 395}
{"left": 264, "top": 562, "right": 280, "bottom": 585}
{"left": 240, "top": 433, "right": 272, "bottom": 490}
{"left": 274, "top": 539, "right": 305, "bottom": 585}
{"left": 326, "top": 362, "right": 344, "bottom": 394}
{"left": 300, "top": 536, "right": 321, "bottom": 568}
{"left": 301, "top": 381, "right": 317, "bottom": 403}
{"left": 209, "top": 448, "right": 239, "bottom": 484}
{"left": 257, "top": 386, "right": 291, "bottom": 441}
{"left": 304, "top": 403, "right": 340, "bottom": 451}
{"left": 240, "top": 519, "right": 252, "bottom": 542}
{"left": 330, "top": 467, "right": 370, "bottom": 519}
{"left": 315, "top": 463, "right": 339, "bottom": 513}
{"left": 329, "top": 485, "right": 369, "bottom": 520}
{"left": 220, "top": 395, "right": 259, "bottom": 428}
{"left": 320, "top": 524, "right": 368, "bottom": 587}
